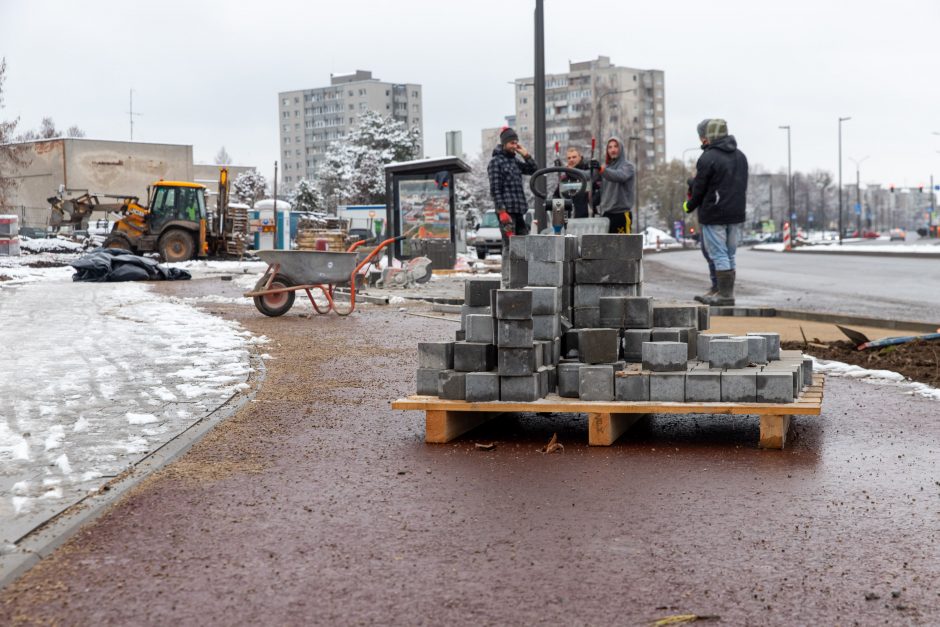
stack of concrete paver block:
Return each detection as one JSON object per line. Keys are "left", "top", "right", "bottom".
{"left": 416, "top": 234, "right": 814, "bottom": 405}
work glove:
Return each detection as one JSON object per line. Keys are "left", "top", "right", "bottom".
{"left": 589, "top": 159, "right": 601, "bottom": 171}
{"left": 682, "top": 200, "right": 693, "bottom": 214}
{"left": 497, "top": 209, "right": 511, "bottom": 225}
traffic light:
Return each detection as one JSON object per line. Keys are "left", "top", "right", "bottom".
{"left": 918, "top": 185, "right": 924, "bottom": 193}
{"left": 889, "top": 185, "right": 895, "bottom": 193}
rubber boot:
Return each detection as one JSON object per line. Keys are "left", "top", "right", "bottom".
{"left": 694, "top": 285, "right": 719, "bottom": 303}
{"left": 702, "top": 270, "right": 735, "bottom": 306}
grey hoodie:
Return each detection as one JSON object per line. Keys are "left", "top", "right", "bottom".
{"left": 597, "top": 136, "right": 635, "bottom": 215}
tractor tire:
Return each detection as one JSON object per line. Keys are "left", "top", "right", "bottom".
{"left": 253, "top": 274, "right": 296, "bottom": 317}
{"left": 103, "top": 233, "right": 133, "bottom": 253}
{"left": 159, "top": 229, "right": 195, "bottom": 263}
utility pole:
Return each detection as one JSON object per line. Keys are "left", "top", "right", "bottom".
{"left": 931, "top": 174, "right": 936, "bottom": 237}
{"left": 837, "top": 116, "right": 851, "bottom": 244}
{"left": 779, "top": 125, "right": 792, "bottom": 228}
{"left": 849, "top": 156, "right": 869, "bottom": 236}
{"left": 273, "top": 161, "right": 278, "bottom": 249}
{"left": 127, "top": 89, "right": 142, "bottom": 141}
{"left": 629, "top": 136, "right": 640, "bottom": 233}
{"left": 533, "top": 0, "right": 546, "bottom": 231}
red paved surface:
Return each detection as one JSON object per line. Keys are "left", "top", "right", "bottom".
{"left": 2, "top": 294, "right": 939, "bottom": 625}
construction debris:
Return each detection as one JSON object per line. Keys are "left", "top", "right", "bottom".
{"left": 538, "top": 433, "right": 564, "bottom": 454}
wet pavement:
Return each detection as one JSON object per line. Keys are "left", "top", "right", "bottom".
{"left": 1, "top": 281, "right": 939, "bottom": 625}
{"left": 0, "top": 280, "right": 254, "bottom": 558}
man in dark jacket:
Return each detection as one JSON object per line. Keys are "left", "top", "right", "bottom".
{"left": 552, "top": 147, "right": 592, "bottom": 218}
{"left": 683, "top": 119, "right": 748, "bottom": 305}
{"left": 590, "top": 136, "right": 635, "bottom": 233}
{"left": 488, "top": 127, "right": 538, "bottom": 249}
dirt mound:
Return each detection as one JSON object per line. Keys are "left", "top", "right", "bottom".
{"left": 786, "top": 338, "right": 940, "bottom": 388}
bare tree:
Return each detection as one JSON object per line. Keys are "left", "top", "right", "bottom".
{"left": 641, "top": 158, "right": 692, "bottom": 230}
{"left": 17, "top": 116, "right": 85, "bottom": 141}
{"left": 214, "top": 146, "right": 232, "bottom": 165}
{"left": 0, "top": 57, "right": 31, "bottom": 210}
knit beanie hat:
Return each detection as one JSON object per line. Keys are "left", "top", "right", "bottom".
{"left": 704, "top": 119, "right": 728, "bottom": 141}
{"left": 696, "top": 119, "right": 711, "bottom": 139}
{"left": 499, "top": 126, "right": 519, "bottom": 145}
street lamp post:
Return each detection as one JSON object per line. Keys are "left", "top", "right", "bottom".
{"left": 837, "top": 116, "right": 851, "bottom": 244}
{"left": 779, "top": 126, "right": 792, "bottom": 229}
{"left": 848, "top": 156, "right": 869, "bottom": 235}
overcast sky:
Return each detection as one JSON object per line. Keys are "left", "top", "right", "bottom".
{"left": 2, "top": 0, "right": 938, "bottom": 187}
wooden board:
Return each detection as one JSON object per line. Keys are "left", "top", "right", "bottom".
{"left": 391, "top": 374, "right": 825, "bottom": 450}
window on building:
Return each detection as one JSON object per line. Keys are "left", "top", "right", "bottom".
{"left": 385, "top": 89, "right": 390, "bottom": 96}
{"left": 294, "top": 123, "right": 300, "bottom": 130}
{"left": 284, "top": 150, "right": 290, "bottom": 158}
{"left": 285, "top": 176, "right": 291, "bottom": 183}
{"left": 285, "top": 137, "right": 291, "bottom": 144}
{"left": 281, "top": 124, "right": 288, "bottom": 132}
{"left": 282, "top": 111, "right": 289, "bottom": 119}
{"left": 295, "top": 136, "right": 300, "bottom": 143}
{"left": 282, "top": 98, "right": 289, "bottom": 106}
{"left": 413, "top": 104, "right": 418, "bottom": 111}
{"left": 386, "top": 104, "right": 390, "bottom": 110}
{"left": 412, "top": 90, "right": 418, "bottom": 97}
{"left": 349, "top": 117, "right": 355, "bottom": 124}
{"left": 295, "top": 149, "right": 301, "bottom": 156}
{"left": 359, "top": 89, "right": 366, "bottom": 96}
{"left": 360, "top": 102, "right": 367, "bottom": 110}
{"left": 295, "top": 110, "right": 300, "bottom": 117}
{"left": 294, "top": 97, "right": 299, "bottom": 104}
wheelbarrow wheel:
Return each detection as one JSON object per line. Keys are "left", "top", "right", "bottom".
{"left": 253, "top": 274, "right": 296, "bottom": 317}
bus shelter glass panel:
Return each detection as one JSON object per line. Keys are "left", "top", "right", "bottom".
{"left": 397, "top": 175, "right": 452, "bottom": 258}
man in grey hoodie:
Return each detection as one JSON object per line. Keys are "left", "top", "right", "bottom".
{"left": 590, "top": 136, "right": 636, "bottom": 234}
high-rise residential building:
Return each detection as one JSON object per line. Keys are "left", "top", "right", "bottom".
{"left": 277, "top": 70, "right": 423, "bottom": 187}
{"left": 514, "top": 56, "right": 665, "bottom": 170}
{"left": 480, "top": 115, "right": 517, "bottom": 154}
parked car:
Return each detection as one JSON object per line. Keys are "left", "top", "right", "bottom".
{"left": 469, "top": 210, "right": 534, "bottom": 259}
{"left": 889, "top": 228, "right": 906, "bottom": 241}
{"left": 18, "top": 226, "right": 49, "bottom": 239}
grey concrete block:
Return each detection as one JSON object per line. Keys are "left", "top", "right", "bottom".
{"left": 465, "top": 314, "right": 495, "bottom": 344}
{"left": 453, "top": 342, "right": 496, "bottom": 372}
{"left": 564, "top": 234, "right": 579, "bottom": 261}
{"left": 622, "top": 329, "right": 652, "bottom": 362}
{"left": 748, "top": 332, "right": 781, "bottom": 361}
{"left": 685, "top": 370, "right": 721, "bottom": 402}
{"left": 525, "top": 234, "right": 566, "bottom": 262}
{"left": 649, "top": 372, "right": 686, "bottom": 402}
{"left": 496, "top": 319, "right": 534, "bottom": 348}
{"left": 653, "top": 304, "right": 699, "bottom": 329}
{"left": 573, "top": 307, "right": 600, "bottom": 328}
{"left": 642, "top": 341, "right": 688, "bottom": 372}
{"left": 757, "top": 371, "right": 794, "bottom": 403}
{"left": 579, "top": 233, "right": 643, "bottom": 260}
{"left": 599, "top": 296, "right": 654, "bottom": 329}
{"left": 579, "top": 364, "right": 615, "bottom": 401}
{"left": 764, "top": 362, "right": 802, "bottom": 397}
{"left": 416, "top": 368, "right": 441, "bottom": 395}
{"left": 553, "top": 338, "right": 562, "bottom": 364}
{"left": 506, "top": 257, "right": 528, "bottom": 288}
{"left": 721, "top": 369, "right": 758, "bottom": 402}
{"left": 418, "top": 342, "right": 454, "bottom": 369}
{"left": 562, "top": 261, "right": 575, "bottom": 286}
{"left": 561, "top": 286, "right": 573, "bottom": 312}
{"left": 535, "top": 340, "right": 553, "bottom": 367}
{"left": 708, "top": 339, "right": 749, "bottom": 370}
{"left": 558, "top": 362, "right": 581, "bottom": 398}
{"left": 465, "top": 372, "right": 500, "bottom": 402}
{"left": 562, "top": 328, "right": 579, "bottom": 356}
{"left": 735, "top": 334, "right": 768, "bottom": 365}
{"left": 438, "top": 370, "right": 467, "bottom": 400}
{"left": 524, "top": 286, "right": 562, "bottom": 314}
{"left": 779, "top": 349, "right": 804, "bottom": 361}
{"left": 494, "top": 289, "right": 533, "bottom": 319}
{"left": 460, "top": 304, "right": 491, "bottom": 330}
{"left": 573, "top": 284, "right": 639, "bottom": 308}
{"left": 527, "top": 260, "right": 565, "bottom": 287}
{"left": 455, "top": 329, "right": 465, "bottom": 341}
{"left": 651, "top": 327, "right": 698, "bottom": 359}
{"left": 532, "top": 314, "right": 561, "bottom": 341}
{"left": 575, "top": 259, "right": 642, "bottom": 284}
{"left": 696, "top": 333, "right": 731, "bottom": 362}
{"left": 500, "top": 374, "right": 540, "bottom": 401}
{"left": 538, "top": 366, "right": 550, "bottom": 397}
{"left": 615, "top": 370, "right": 650, "bottom": 401}
{"left": 802, "top": 357, "right": 814, "bottom": 387}
{"left": 464, "top": 279, "right": 501, "bottom": 307}
{"left": 498, "top": 347, "right": 539, "bottom": 376}
{"left": 697, "top": 305, "right": 710, "bottom": 331}
{"left": 578, "top": 328, "right": 620, "bottom": 364}
{"left": 508, "top": 235, "right": 527, "bottom": 260}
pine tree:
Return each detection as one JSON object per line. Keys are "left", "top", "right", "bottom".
{"left": 233, "top": 170, "right": 267, "bottom": 207}
{"left": 289, "top": 178, "right": 323, "bottom": 213}
{"left": 214, "top": 146, "right": 232, "bottom": 165}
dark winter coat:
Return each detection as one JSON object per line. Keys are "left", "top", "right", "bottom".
{"left": 687, "top": 135, "right": 749, "bottom": 225}
{"left": 596, "top": 136, "right": 635, "bottom": 215}
{"left": 553, "top": 158, "right": 593, "bottom": 218}
{"left": 487, "top": 147, "right": 538, "bottom": 215}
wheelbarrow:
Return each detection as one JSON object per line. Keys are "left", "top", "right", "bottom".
{"left": 244, "top": 235, "right": 404, "bottom": 317}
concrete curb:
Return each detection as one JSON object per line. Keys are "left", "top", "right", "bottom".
{"left": 751, "top": 247, "right": 940, "bottom": 259}
{"left": 0, "top": 350, "right": 267, "bottom": 591}
{"left": 709, "top": 306, "right": 939, "bottom": 334}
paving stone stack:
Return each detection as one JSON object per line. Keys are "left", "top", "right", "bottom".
{"left": 415, "top": 234, "right": 814, "bottom": 405}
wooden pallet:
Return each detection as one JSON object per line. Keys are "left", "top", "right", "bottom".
{"left": 392, "top": 374, "right": 825, "bottom": 450}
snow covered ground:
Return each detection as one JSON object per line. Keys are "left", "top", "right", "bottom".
{"left": 0, "top": 267, "right": 261, "bottom": 549}
{"left": 754, "top": 240, "right": 940, "bottom": 253}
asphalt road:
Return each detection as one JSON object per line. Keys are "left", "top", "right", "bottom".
{"left": 1, "top": 289, "right": 939, "bottom": 625}
{"left": 643, "top": 248, "right": 940, "bottom": 324}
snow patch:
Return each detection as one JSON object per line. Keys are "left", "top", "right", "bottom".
{"left": 126, "top": 413, "right": 160, "bottom": 425}
{"left": 813, "top": 357, "right": 940, "bottom": 401}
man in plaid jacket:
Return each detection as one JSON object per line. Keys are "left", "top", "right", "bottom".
{"left": 487, "top": 127, "right": 538, "bottom": 249}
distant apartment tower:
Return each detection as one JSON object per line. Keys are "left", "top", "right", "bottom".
{"left": 515, "top": 56, "right": 665, "bottom": 170}
{"left": 480, "top": 115, "right": 517, "bottom": 154}
{"left": 277, "top": 70, "right": 423, "bottom": 187}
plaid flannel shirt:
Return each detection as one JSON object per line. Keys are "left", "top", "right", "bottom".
{"left": 487, "top": 147, "right": 538, "bottom": 214}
